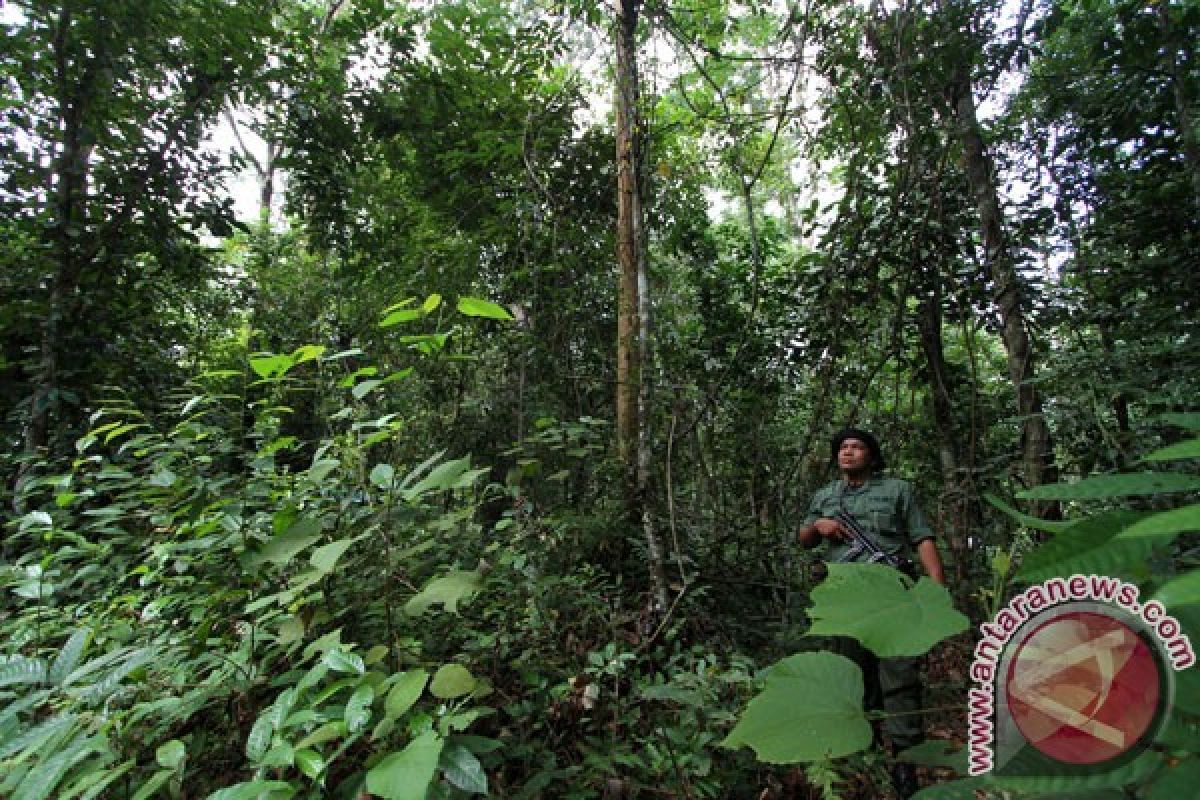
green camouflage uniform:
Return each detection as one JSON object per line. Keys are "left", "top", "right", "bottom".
{"left": 801, "top": 477, "right": 933, "bottom": 752}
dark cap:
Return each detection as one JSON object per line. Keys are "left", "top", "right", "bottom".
{"left": 830, "top": 428, "right": 885, "bottom": 470}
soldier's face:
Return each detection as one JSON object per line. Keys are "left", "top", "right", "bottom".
{"left": 838, "top": 438, "right": 872, "bottom": 473}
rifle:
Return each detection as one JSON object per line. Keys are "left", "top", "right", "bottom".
{"left": 833, "top": 510, "right": 914, "bottom": 575}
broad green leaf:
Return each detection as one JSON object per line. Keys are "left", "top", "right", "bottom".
{"left": 295, "top": 749, "right": 325, "bottom": 780}
{"left": 1015, "top": 511, "right": 1152, "bottom": 582}
{"left": 380, "top": 308, "right": 425, "bottom": 327}
{"left": 984, "top": 493, "right": 1072, "bottom": 534}
{"left": 352, "top": 379, "right": 383, "bottom": 399}
{"left": 310, "top": 538, "right": 357, "bottom": 574}
{"left": 722, "top": 652, "right": 871, "bottom": 763}
{"left": 366, "top": 731, "right": 444, "bottom": 800}
{"left": 430, "top": 664, "right": 476, "bottom": 699}
{"left": 206, "top": 781, "right": 296, "bottom": 800}
{"left": 456, "top": 296, "right": 513, "bottom": 320}
{"left": 245, "top": 714, "right": 274, "bottom": 762}
{"left": 295, "top": 720, "right": 347, "bottom": 751}
{"left": 442, "top": 743, "right": 488, "bottom": 794}
{"left": 156, "top": 739, "right": 186, "bottom": 770}
{"left": 291, "top": 344, "right": 325, "bottom": 365}
{"left": 422, "top": 293, "right": 442, "bottom": 313}
{"left": 260, "top": 743, "right": 294, "bottom": 768}
{"left": 806, "top": 564, "right": 969, "bottom": 657}
{"left": 249, "top": 517, "right": 322, "bottom": 568}
{"left": 302, "top": 629, "right": 343, "bottom": 663}
{"left": 402, "top": 456, "right": 472, "bottom": 500}
{"left": 48, "top": 630, "right": 91, "bottom": 685}
{"left": 1017, "top": 472, "right": 1200, "bottom": 500}
{"left": 1153, "top": 571, "right": 1200, "bottom": 608}
{"left": 249, "top": 353, "right": 294, "bottom": 380}
{"left": 308, "top": 458, "right": 340, "bottom": 483}
{"left": 404, "top": 570, "right": 482, "bottom": 616}
{"left": 1120, "top": 503, "right": 1200, "bottom": 540}
{"left": 0, "top": 655, "right": 48, "bottom": 688}
{"left": 385, "top": 669, "right": 429, "bottom": 720}
{"left": 1142, "top": 439, "right": 1200, "bottom": 462}
{"left": 323, "top": 648, "right": 365, "bottom": 675}
{"left": 344, "top": 684, "right": 375, "bottom": 733}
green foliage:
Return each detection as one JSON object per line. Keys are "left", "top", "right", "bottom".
{"left": 805, "top": 564, "right": 969, "bottom": 658}
{"left": 722, "top": 652, "right": 873, "bottom": 763}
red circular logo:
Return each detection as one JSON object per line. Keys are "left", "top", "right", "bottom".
{"left": 1005, "top": 611, "right": 1162, "bottom": 765}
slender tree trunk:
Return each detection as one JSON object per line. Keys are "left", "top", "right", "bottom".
{"left": 946, "top": 61, "right": 1057, "bottom": 505}
{"left": 614, "top": 0, "right": 667, "bottom": 614}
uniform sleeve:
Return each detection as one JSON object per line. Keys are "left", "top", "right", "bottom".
{"left": 901, "top": 483, "right": 934, "bottom": 545}
{"left": 802, "top": 486, "right": 829, "bottom": 527}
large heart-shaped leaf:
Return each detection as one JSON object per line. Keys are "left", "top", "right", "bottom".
{"left": 806, "top": 564, "right": 968, "bottom": 657}
{"left": 722, "top": 652, "right": 871, "bottom": 763}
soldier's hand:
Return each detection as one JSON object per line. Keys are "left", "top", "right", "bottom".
{"left": 812, "top": 517, "right": 846, "bottom": 541}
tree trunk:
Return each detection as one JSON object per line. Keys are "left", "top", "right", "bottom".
{"left": 946, "top": 62, "right": 1057, "bottom": 506}
{"left": 24, "top": 5, "right": 94, "bottom": 459}
{"left": 614, "top": 0, "right": 667, "bottom": 614}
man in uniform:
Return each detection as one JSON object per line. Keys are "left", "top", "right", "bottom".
{"left": 796, "top": 428, "right": 945, "bottom": 798}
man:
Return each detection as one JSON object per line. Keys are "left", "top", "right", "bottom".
{"left": 796, "top": 428, "right": 945, "bottom": 798}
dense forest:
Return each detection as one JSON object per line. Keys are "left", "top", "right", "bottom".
{"left": 1, "top": 0, "right": 1198, "bottom": 798}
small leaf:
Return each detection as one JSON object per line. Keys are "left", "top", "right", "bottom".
{"left": 156, "top": 739, "right": 186, "bottom": 770}
{"left": 310, "top": 538, "right": 357, "bottom": 574}
{"left": 404, "top": 570, "right": 482, "bottom": 616}
{"left": 48, "top": 630, "right": 91, "bottom": 686}
{"left": 246, "top": 715, "right": 274, "bottom": 762}
{"left": 322, "top": 648, "right": 365, "bottom": 675}
{"left": 249, "top": 353, "right": 294, "bottom": 380}
{"left": 345, "top": 684, "right": 375, "bottom": 733}
{"left": 402, "top": 456, "right": 472, "bottom": 500}
{"left": 295, "top": 749, "right": 325, "bottom": 781}
{"left": 370, "top": 463, "right": 396, "bottom": 490}
{"left": 366, "top": 731, "right": 444, "bottom": 800}
{"left": 722, "top": 652, "right": 872, "bottom": 763}
{"left": 352, "top": 379, "right": 383, "bottom": 399}
{"left": 430, "top": 664, "right": 476, "bottom": 699}
{"left": 385, "top": 669, "right": 430, "bottom": 721}
{"left": 442, "top": 744, "right": 488, "bottom": 794}
{"left": 456, "top": 296, "right": 513, "bottom": 320}
{"left": 984, "top": 493, "right": 1072, "bottom": 534}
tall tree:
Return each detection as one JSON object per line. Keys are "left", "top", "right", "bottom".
{"left": 1, "top": 0, "right": 275, "bottom": 470}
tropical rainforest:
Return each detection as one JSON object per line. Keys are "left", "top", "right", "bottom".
{"left": 1, "top": 0, "right": 1198, "bottom": 798}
